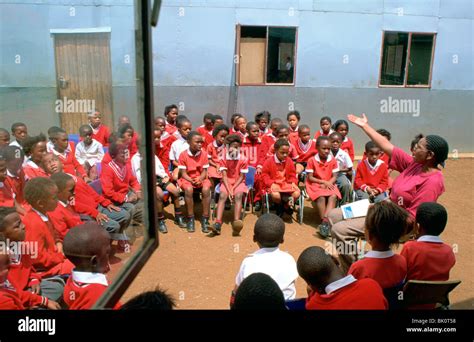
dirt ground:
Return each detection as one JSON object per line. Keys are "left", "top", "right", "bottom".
{"left": 112, "top": 159, "right": 473, "bottom": 309}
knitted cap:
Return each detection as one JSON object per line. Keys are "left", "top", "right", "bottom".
{"left": 425, "top": 135, "right": 449, "bottom": 167}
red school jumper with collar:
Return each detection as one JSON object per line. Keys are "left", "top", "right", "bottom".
{"left": 288, "top": 126, "right": 299, "bottom": 141}
{"left": 177, "top": 149, "right": 211, "bottom": 190}
{"left": 0, "top": 180, "right": 15, "bottom": 207}
{"left": 91, "top": 124, "right": 111, "bottom": 147}
{"left": 71, "top": 175, "right": 113, "bottom": 219}
{"left": 261, "top": 154, "right": 297, "bottom": 193}
{"left": 348, "top": 251, "right": 407, "bottom": 289}
{"left": 265, "top": 141, "right": 299, "bottom": 161}
{"left": 340, "top": 136, "right": 355, "bottom": 161}
{"left": 305, "top": 153, "right": 341, "bottom": 201}
{"left": 0, "top": 282, "right": 25, "bottom": 309}
{"left": 218, "top": 151, "right": 248, "bottom": 196}
{"left": 197, "top": 125, "right": 214, "bottom": 148}
{"left": 258, "top": 127, "right": 271, "bottom": 138}
{"left": 165, "top": 122, "right": 178, "bottom": 135}
{"left": 206, "top": 140, "right": 225, "bottom": 179}
{"left": 23, "top": 159, "right": 48, "bottom": 180}
{"left": 242, "top": 136, "right": 266, "bottom": 202}
{"left": 155, "top": 135, "right": 174, "bottom": 177}
{"left": 100, "top": 160, "right": 141, "bottom": 204}
{"left": 49, "top": 201, "right": 83, "bottom": 241}
{"left": 314, "top": 128, "right": 334, "bottom": 139}
{"left": 52, "top": 148, "right": 87, "bottom": 179}
{"left": 5, "top": 169, "right": 27, "bottom": 206}
{"left": 354, "top": 159, "right": 389, "bottom": 193}
{"left": 290, "top": 136, "right": 318, "bottom": 164}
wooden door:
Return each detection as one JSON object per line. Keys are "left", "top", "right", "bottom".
{"left": 239, "top": 38, "right": 266, "bottom": 84}
{"left": 53, "top": 33, "right": 113, "bottom": 134}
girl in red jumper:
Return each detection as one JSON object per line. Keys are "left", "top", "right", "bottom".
{"left": 23, "top": 134, "right": 49, "bottom": 180}
{"left": 333, "top": 120, "right": 355, "bottom": 162}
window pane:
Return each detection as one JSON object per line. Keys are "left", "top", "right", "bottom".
{"left": 380, "top": 32, "right": 409, "bottom": 85}
{"left": 266, "top": 27, "right": 296, "bottom": 84}
{"left": 407, "top": 34, "right": 434, "bottom": 85}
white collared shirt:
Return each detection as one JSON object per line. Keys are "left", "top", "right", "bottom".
{"left": 169, "top": 135, "right": 189, "bottom": 161}
{"left": 274, "top": 154, "right": 284, "bottom": 164}
{"left": 131, "top": 152, "right": 168, "bottom": 183}
{"left": 363, "top": 250, "right": 395, "bottom": 259}
{"left": 32, "top": 208, "right": 49, "bottom": 222}
{"left": 9, "top": 140, "right": 22, "bottom": 149}
{"left": 235, "top": 247, "right": 298, "bottom": 300}
{"left": 417, "top": 235, "right": 443, "bottom": 243}
{"left": 332, "top": 148, "right": 353, "bottom": 171}
{"left": 364, "top": 158, "right": 384, "bottom": 172}
{"left": 72, "top": 270, "right": 108, "bottom": 287}
{"left": 75, "top": 139, "right": 104, "bottom": 166}
{"left": 325, "top": 275, "right": 357, "bottom": 295}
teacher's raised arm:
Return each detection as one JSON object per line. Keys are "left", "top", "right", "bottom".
{"left": 347, "top": 113, "right": 394, "bottom": 158}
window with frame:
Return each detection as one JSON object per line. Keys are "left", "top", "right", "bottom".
{"left": 379, "top": 31, "right": 436, "bottom": 87}
{"left": 236, "top": 25, "right": 297, "bottom": 86}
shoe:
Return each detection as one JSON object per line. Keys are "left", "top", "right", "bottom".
{"left": 174, "top": 215, "right": 187, "bottom": 228}
{"left": 158, "top": 220, "right": 168, "bottom": 234}
{"left": 201, "top": 217, "right": 210, "bottom": 234}
{"left": 211, "top": 222, "right": 222, "bottom": 235}
{"left": 317, "top": 221, "right": 331, "bottom": 238}
{"left": 254, "top": 201, "right": 262, "bottom": 212}
{"left": 232, "top": 220, "right": 244, "bottom": 236}
{"left": 187, "top": 219, "right": 195, "bottom": 233}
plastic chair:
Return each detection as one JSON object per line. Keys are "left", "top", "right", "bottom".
{"left": 401, "top": 280, "right": 461, "bottom": 309}
{"left": 242, "top": 166, "right": 257, "bottom": 217}
{"left": 68, "top": 134, "right": 80, "bottom": 146}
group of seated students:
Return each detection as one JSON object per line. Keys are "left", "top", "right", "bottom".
{"left": 0, "top": 105, "right": 455, "bottom": 310}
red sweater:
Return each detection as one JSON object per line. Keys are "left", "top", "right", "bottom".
{"left": 0, "top": 180, "right": 15, "bottom": 207}
{"left": 0, "top": 286, "right": 25, "bottom": 310}
{"left": 72, "top": 176, "right": 112, "bottom": 218}
{"left": 23, "top": 161, "right": 48, "bottom": 180}
{"left": 354, "top": 160, "right": 389, "bottom": 193}
{"left": 49, "top": 202, "right": 83, "bottom": 241}
{"left": 91, "top": 125, "right": 111, "bottom": 147}
{"left": 8, "top": 253, "right": 41, "bottom": 291}
{"left": 53, "top": 150, "right": 87, "bottom": 179}
{"left": 306, "top": 278, "right": 388, "bottom": 310}
{"left": 242, "top": 137, "right": 267, "bottom": 168}
{"left": 5, "top": 170, "right": 26, "bottom": 205}
{"left": 261, "top": 156, "right": 297, "bottom": 190}
{"left": 340, "top": 137, "right": 355, "bottom": 161}
{"left": 196, "top": 125, "right": 213, "bottom": 148}
{"left": 290, "top": 137, "right": 318, "bottom": 163}
{"left": 100, "top": 160, "right": 140, "bottom": 204}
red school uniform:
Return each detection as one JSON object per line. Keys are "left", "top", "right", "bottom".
{"left": 197, "top": 125, "right": 214, "bottom": 148}
{"left": 5, "top": 169, "right": 26, "bottom": 205}
{"left": 291, "top": 137, "right": 318, "bottom": 164}
{"left": 340, "top": 136, "right": 355, "bottom": 161}
{"left": 70, "top": 175, "right": 112, "bottom": 219}
{"left": 218, "top": 151, "right": 248, "bottom": 196}
{"left": 354, "top": 159, "right": 389, "bottom": 193}
{"left": 51, "top": 148, "right": 87, "bottom": 179}
{"left": 23, "top": 159, "right": 48, "bottom": 181}
{"left": 91, "top": 124, "right": 111, "bottom": 147}
{"left": 306, "top": 275, "right": 388, "bottom": 310}
{"left": 49, "top": 201, "right": 83, "bottom": 241}
{"left": 206, "top": 140, "right": 225, "bottom": 179}
{"left": 8, "top": 253, "right": 41, "bottom": 294}
{"left": 266, "top": 141, "right": 299, "bottom": 161}
{"left": 63, "top": 271, "right": 121, "bottom": 310}
{"left": 305, "top": 154, "right": 341, "bottom": 201}
{"left": 165, "top": 122, "right": 178, "bottom": 135}
{"left": 0, "top": 283, "right": 25, "bottom": 310}
{"left": 242, "top": 137, "right": 266, "bottom": 169}
{"left": 288, "top": 126, "right": 299, "bottom": 141}
{"left": 260, "top": 133, "right": 278, "bottom": 156}
{"left": 177, "top": 149, "right": 212, "bottom": 190}
{"left": 261, "top": 154, "right": 298, "bottom": 193}
{"left": 155, "top": 136, "right": 174, "bottom": 177}
{"left": 0, "top": 180, "right": 15, "bottom": 207}
{"left": 348, "top": 251, "right": 407, "bottom": 289}
{"left": 258, "top": 127, "right": 271, "bottom": 138}
{"left": 401, "top": 236, "right": 456, "bottom": 281}
{"left": 100, "top": 160, "right": 141, "bottom": 205}
{"left": 23, "top": 209, "right": 74, "bottom": 277}
{"left": 314, "top": 128, "right": 334, "bottom": 139}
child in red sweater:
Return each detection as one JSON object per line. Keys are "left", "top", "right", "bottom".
{"left": 290, "top": 125, "right": 318, "bottom": 169}
{"left": 255, "top": 111, "right": 271, "bottom": 137}
{"left": 207, "top": 124, "right": 229, "bottom": 185}
{"left": 164, "top": 104, "right": 179, "bottom": 135}
{"left": 63, "top": 222, "right": 121, "bottom": 309}
{"left": 0, "top": 155, "right": 15, "bottom": 208}
{"left": 260, "top": 118, "right": 283, "bottom": 156}
{"left": 3, "top": 146, "right": 27, "bottom": 214}
{"left": 333, "top": 120, "right": 355, "bottom": 162}
{"left": 314, "top": 116, "right": 334, "bottom": 139}
{"left": 211, "top": 134, "right": 248, "bottom": 236}
{"left": 23, "top": 177, "right": 74, "bottom": 279}
{"left": 51, "top": 130, "right": 90, "bottom": 183}
{"left": 265, "top": 125, "right": 299, "bottom": 163}
{"left": 196, "top": 113, "right": 215, "bottom": 149}
{"left": 0, "top": 252, "right": 25, "bottom": 309}
{"left": 287, "top": 110, "right": 301, "bottom": 141}
{"left": 261, "top": 139, "right": 300, "bottom": 218}
{"left": 355, "top": 141, "right": 389, "bottom": 202}
{"left": 88, "top": 110, "right": 111, "bottom": 147}
{"left": 297, "top": 246, "right": 388, "bottom": 310}
{"left": 23, "top": 134, "right": 49, "bottom": 180}
{"left": 348, "top": 201, "right": 408, "bottom": 290}
{"left": 305, "top": 136, "right": 341, "bottom": 238}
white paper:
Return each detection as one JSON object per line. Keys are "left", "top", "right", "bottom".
{"left": 341, "top": 199, "right": 371, "bottom": 220}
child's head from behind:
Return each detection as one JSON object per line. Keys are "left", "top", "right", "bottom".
{"left": 212, "top": 124, "right": 229, "bottom": 146}
{"left": 275, "top": 125, "right": 290, "bottom": 141}
{"left": 187, "top": 131, "right": 203, "bottom": 154}
{"left": 365, "top": 201, "right": 409, "bottom": 250}
{"left": 320, "top": 116, "right": 332, "bottom": 133}
{"left": 416, "top": 202, "right": 447, "bottom": 237}
{"left": 203, "top": 113, "right": 214, "bottom": 130}
{"left": 298, "top": 125, "right": 311, "bottom": 143}
{"left": 42, "top": 153, "right": 63, "bottom": 175}
{"left": 11, "top": 123, "right": 28, "bottom": 143}
{"left": 270, "top": 118, "right": 283, "bottom": 134}
{"left": 365, "top": 141, "right": 381, "bottom": 165}
{"left": 255, "top": 111, "right": 271, "bottom": 131}
{"left": 79, "top": 125, "right": 94, "bottom": 145}
{"left": 232, "top": 273, "right": 286, "bottom": 310}
{"left": 24, "top": 177, "right": 58, "bottom": 213}
{"left": 88, "top": 110, "right": 102, "bottom": 128}
{"left": 333, "top": 119, "right": 349, "bottom": 138}
{"left": 23, "top": 134, "right": 47, "bottom": 164}
{"left": 253, "top": 213, "right": 285, "bottom": 248}
{"left": 297, "top": 246, "right": 341, "bottom": 293}
{"left": 329, "top": 132, "right": 342, "bottom": 153}
{"left": 246, "top": 122, "right": 259, "bottom": 141}
{"left": 50, "top": 172, "right": 75, "bottom": 204}
{"left": 177, "top": 118, "right": 192, "bottom": 139}
{"left": 377, "top": 129, "right": 391, "bottom": 141}
{"left": 316, "top": 136, "right": 331, "bottom": 159}
{"left": 63, "top": 222, "right": 111, "bottom": 274}
{"left": 274, "top": 139, "right": 290, "bottom": 162}
{"left": 287, "top": 111, "right": 300, "bottom": 129}
{"left": 0, "top": 207, "right": 25, "bottom": 242}
{"left": 2, "top": 146, "right": 23, "bottom": 176}
{"left": 121, "top": 286, "right": 176, "bottom": 310}
{"left": 0, "top": 128, "right": 10, "bottom": 147}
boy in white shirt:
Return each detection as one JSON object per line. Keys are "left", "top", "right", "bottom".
{"left": 169, "top": 118, "right": 192, "bottom": 181}
{"left": 75, "top": 125, "right": 104, "bottom": 180}
{"left": 330, "top": 132, "right": 353, "bottom": 205}
{"left": 233, "top": 213, "right": 298, "bottom": 301}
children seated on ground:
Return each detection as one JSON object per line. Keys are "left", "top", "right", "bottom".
{"left": 287, "top": 110, "right": 300, "bottom": 140}
{"left": 333, "top": 120, "right": 355, "bottom": 162}
{"left": 22, "top": 134, "right": 48, "bottom": 180}
{"left": 255, "top": 111, "right": 271, "bottom": 136}
{"left": 291, "top": 125, "right": 318, "bottom": 174}
{"left": 297, "top": 246, "right": 388, "bottom": 310}
{"left": 75, "top": 124, "right": 104, "bottom": 180}
{"left": 169, "top": 117, "right": 192, "bottom": 181}
{"left": 63, "top": 222, "right": 121, "bottom": 309}
{"left": 348, "top": 201, "right": 408, "bottom": 290}
{"left": 196, "top": 113, "right": 215, "bottom": 148}
{"left": 232, "top": 273, "right": 287, "bottom": 310}
{"left": 329, "top": 132, "right": 353, "bottom": 204}
{"left": 23, "top": 177, "right": 74, "bottom": 278}
{"left": 355, "top": 141, "right": 389, "bottom": 202}
{"left": 88, "top": 110, "right": 110, "bottom": 147}
{"left": 0, "top": 128, "right": 10, "bottom": 147}
{"left": 120, "top": 286, "right": 176, "bottom": 310}
{"left": 9, "top": 122, "right": 28, "bottom": 149}
{"left": 261, "top": 139, "right": 300, "bottom": 218}
{"left": 401, "top": 202, "right": 456, "bottom": 282}
{"left": 164, "top": 104, "right": 179, "bottom": 135}
{"left": 177, "top": 131, "right": 212, "bottom": 233}
{"left": 234, "top": 214, "right": 298, "bottom": 301}
{"left": 314, "top": 116, "right": 333, "bottom": 139}
{"left": 51, "top": 129, "right": 90, "bottom": 183}
{"left": 207, "top": 124, "right": 229, "bottom": 186}
{"left": 305, "top": 136, "right": 341, "bottom": 237}
{"left": 0, "top": 207, "right": 62, "bottom": 307}
{"left": 2, "top": 146, "right": 27, "bottom": 214}
{"left": 211, "top": 134, "right": 248, "bottom": 236}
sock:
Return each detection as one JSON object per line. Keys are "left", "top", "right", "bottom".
{"left": 187, "top": 215, "right": 194, "bottom": 219}
{"left": 157, "top": 214, "right": 165, "bottom": 221}
{"left": 175, "top": 210, "right": 182, "bottom": 216}
{"left": 215, "top": 219, "right": 222, "bottom": 224}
